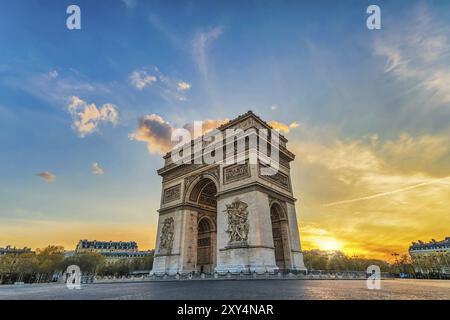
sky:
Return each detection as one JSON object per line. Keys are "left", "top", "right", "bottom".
{"left": 0, "top": 0, "right": 449, "bottom": 260}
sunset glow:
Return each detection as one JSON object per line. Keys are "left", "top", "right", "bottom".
{"left": 1, "top": 1, "right": 449, "bottom": 263}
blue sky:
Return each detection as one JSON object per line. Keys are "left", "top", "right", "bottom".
{"left": 1, "top": 0, "right": 449, "bottom": 257}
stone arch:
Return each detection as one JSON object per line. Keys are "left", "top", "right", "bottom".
{"left": 187, "top": 177, "right": 218, "bottom": 273}
{"left": 270, "top": 200, "right": 288, "bottom": 221}
{"left": 270, "top": 202, "right": 291, "bottom": 271}
{"left": 184, "top": 171, "right": 219, "bottom": 204}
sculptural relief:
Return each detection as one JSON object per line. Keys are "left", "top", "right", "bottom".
{"left": 223, "top": 198, "right": 250, "bottom": 244}
{"left": 159, "top": 217, "right": 174, "bottom": 253}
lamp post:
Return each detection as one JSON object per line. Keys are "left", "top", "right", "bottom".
{"left": 391, "top": 253, "right": 400, "bottom": 276}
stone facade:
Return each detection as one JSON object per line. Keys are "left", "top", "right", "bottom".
{"left": 409, "top": 237, "right": 450, "bottom": 275}
{"left": 75, "top": 240, "right": 152, "bottom": 264}
{"left": 151, "top": 111, "right": 307, "bottom": 275}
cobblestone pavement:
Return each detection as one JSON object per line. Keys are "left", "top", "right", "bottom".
{"left": 0, "top": 279, "right": 449, "bottom": 300}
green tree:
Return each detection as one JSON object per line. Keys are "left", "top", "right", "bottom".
{"left": 76, "top": 252, "right": 106, "bottom": 275}
{"left": 36, "top": 245, "right": 65, "bottom": 282}
{"left": 0, "top": 254, "right": 17, "bottom": 284}
{"left": 13, "top": 253, "right": 39, "bottom": 282}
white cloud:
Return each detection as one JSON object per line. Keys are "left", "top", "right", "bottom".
{"left": 91, "top": 162, "right": 104, "bottom": 175}
{"left": 177, "top": 82, "right": 191, "bottom": 91}
{"left": 48, "top": 70, "right": 58, "bottom": 79}
{"left": 67, "top": 96, "right": 119, "bottom": 138}
{"left": 270, "top": 105, "right": 278, "bottom": 111}
{"left": 36, "top": 171, "right": 55, "bottom": 183}
{"left": 129, "top": 70, "right": 157, "bottom": 90}
{"left": 289, "top": 122, "right": 300, "bottom": 129}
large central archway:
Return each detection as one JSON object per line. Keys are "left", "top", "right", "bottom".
{"left": 189, "top": 178, "right": 217, "bottom": 273}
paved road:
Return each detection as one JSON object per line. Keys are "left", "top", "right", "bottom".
{"left": 0, "top": 279, "right": 449, "bottom": 300}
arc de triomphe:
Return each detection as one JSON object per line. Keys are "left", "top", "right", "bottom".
{"left": 151, "top": 111, "right": 307, "bottom": 274}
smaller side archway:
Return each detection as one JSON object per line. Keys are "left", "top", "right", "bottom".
{"left": 270, "top": 202, "right": 292, "bottom": 271}
{"left": 196, "top": 216, "right": 216, "bottom": 273}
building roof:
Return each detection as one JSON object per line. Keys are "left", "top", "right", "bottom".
{"left": 76, "top": 240, "right": 139, "bottom": 250}
{"left": 0, "top": 246, "right": 32, "bottom": 255}
{"left": 409, "top": 237, "right": 450, "bottom": 251}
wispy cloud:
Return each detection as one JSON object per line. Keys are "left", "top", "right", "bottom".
{"left": 129, "top": 66, "right": 191, "bottom": 101}
{"left": 67, "top": 96, "right": 119, "bottom": 138}
{"left": 36, "top": 171, "right": 55, "bottom": 183}
{"left": 91, "top": 162, "right": 104, "bottom": 175}
{"left": 374, "top": 5, "right": 450, "bottom": 105}
{"left": 148, "top": 14, "right": 182, "bottom": 48}
{"left": 192, "top": 26, "right": 223, "bottom": 78}
{"left": 3, "top": 70, "right": 112, "bottom": 107}
{"left": 324, "top": 176, "right": 450, "bottom": 207}
{"left": 129, "top": 70, "right": 157, "bottom": 90}
{"left": 48, "top": 70, "right": 58, "bottom": 79}
{"left": 122, "top": 0, "right": 137, "bottom": 9}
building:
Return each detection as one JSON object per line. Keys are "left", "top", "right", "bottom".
{"left": 409, "top": 237, "right": 450, "bottom": 275}
{"left": 151, "top": 111, "right": 307, "bottom": 275}
{"left": 75, "top": 240, "right": 152, "bottom": 264}
{"left": 0, "top": 246, "right": 32, "bottom": 256}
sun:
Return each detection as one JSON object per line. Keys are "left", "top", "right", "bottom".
{"left": 315, "top": 238, "right": 343, "bottom": 251}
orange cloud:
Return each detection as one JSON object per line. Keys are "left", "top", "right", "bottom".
{"left": 129, "top": 115, "right": 228, "bottom": 154}
{"left": 268, "top": 120, "right": 300, "bottom": 133}
{"left": 129, "top": 114, "right": 173, "bottom": 154}
{"left": 36, "top": 171, "right": 55, "bottom": 183}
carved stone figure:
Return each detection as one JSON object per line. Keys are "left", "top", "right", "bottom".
{"left": 223, "top": 198, "right": 249, "bottom": 244}
{"left": 159, "top": 217, "right": 174, "bottom": 252}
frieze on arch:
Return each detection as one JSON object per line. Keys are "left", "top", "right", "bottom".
{"left": 162, "top": 184, "right": 181, "bottom": 204}
{"left": 223, "top": 163, "right": 250, "bottom": 184}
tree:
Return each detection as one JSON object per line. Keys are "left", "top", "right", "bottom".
{"left": 13, "top": 253, "right": 39, "bottom": 282}
{"left": 302, "top": 250, "right": 392, "bottom": 273}
{"left": 0, "top": 254, "right": 17, "bottom": 284}
{"left": 36, "top": 245, "right": 65, "bottom": 282}
{"left": 75, "top": 252, "right": 106, "bottom": 275}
